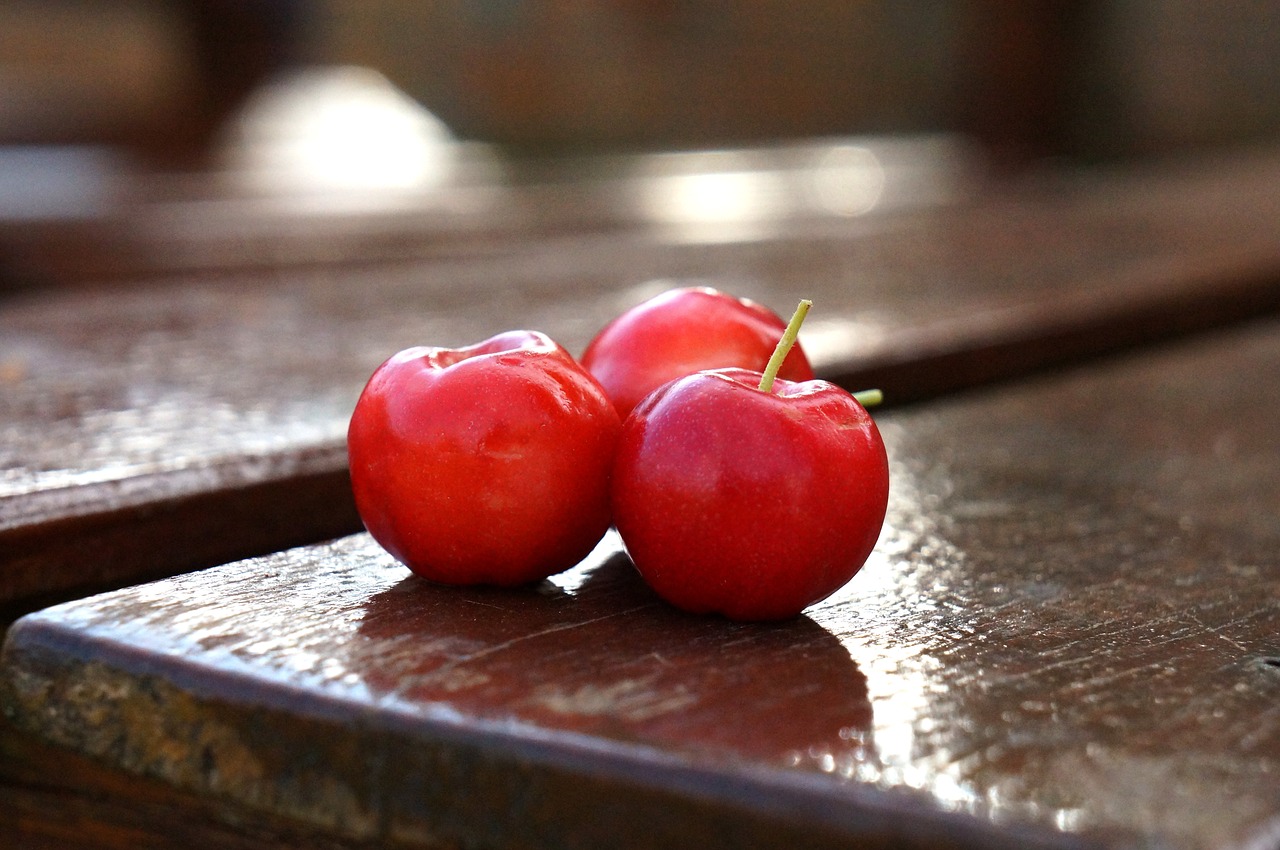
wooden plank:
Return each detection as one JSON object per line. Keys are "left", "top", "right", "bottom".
{"left": 0, "top": 136, "right": 963, "bottom": 285}
{"left": 4, "top": 144, "right": 1280, "bottom": 611}
{"left": 6, "top": 318, "right": 1279, "bottom": 849}
{"left": 0, "top": 712, "right": 402, "bottom": 850}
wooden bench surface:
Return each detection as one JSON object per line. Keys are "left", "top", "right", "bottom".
{"left": 6, "top": 316, "right": 1279, "bottom": 850}
{"left": 5, "top": 144, "right": 1280, "bottom": 612}
{"left": 0, "top": 137, "right": 965, "bottom": 283}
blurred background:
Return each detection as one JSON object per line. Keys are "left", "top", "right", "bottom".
{"left": 3, "top": 0, "right": 1280, "bottom": 172}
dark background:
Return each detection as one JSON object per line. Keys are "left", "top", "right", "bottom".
{"left": 4, "top": 1, "right": 1280, "bottom": 169}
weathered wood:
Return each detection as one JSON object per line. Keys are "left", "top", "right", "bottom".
{"left": 0, "top": 711, "right": 424, "bottom": 850}
{"left": 6, "top": 318, "right": 1279, "bottom": 849}
{"left": 5, "top": 145, "right": 1280, "bottom": 611}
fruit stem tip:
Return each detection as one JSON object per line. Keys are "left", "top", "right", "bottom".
{"left": 759, "top": 299, "right": 812, "bottom": 393}
{"left": 852, "top": 389, "right": 884, "bottom": 408}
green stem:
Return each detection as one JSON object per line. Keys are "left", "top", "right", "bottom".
{"left": 852, "top": 389, "right": 884, "bottom": 408}
{"left": 759, "top": 299, "right": 811, "bottom": 393}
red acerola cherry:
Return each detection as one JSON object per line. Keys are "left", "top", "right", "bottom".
{"left": 610, "top": 300, "right": 887, "bottom": 621}
{"left": 581, "top": 286, "right": 815, "bottom": 418}
{"left": 611, "top": 368, "right": 889, "bottom": 620}
{"left": 347, "top": 331, "right": 621, "bottom": 586}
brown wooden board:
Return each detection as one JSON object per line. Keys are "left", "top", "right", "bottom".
{"left": 4, "top": 144, "right": 1280, "bottom": 612}
{"left": 0, "top": 711, "right": 416, "bottom": 850}
{"left": 6, "top": 318, "right": 1280, "bottom": 850}
{"left": 0, "top": 136, "right": 963, "bottom": 286}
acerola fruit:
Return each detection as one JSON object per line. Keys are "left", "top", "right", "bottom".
{"left": 611, "top": 368, "right": 888, "bottom": 620}
{"left": 348, "top": 331, "right": 621, "bottom": 586}
{"left": 581, "top": 286, "right": 815, "bottom": 418}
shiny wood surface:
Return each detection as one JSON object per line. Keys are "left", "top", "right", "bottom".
{"left": 5, "top": 144, "right": 1280, "bottom": 611}
{"left": 6, "top": 318, "right": 1279, "bottom": 850}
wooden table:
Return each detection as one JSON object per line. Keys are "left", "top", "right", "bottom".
{"left": 6, "top": 316, "right": 1280, "bottom": 850}
{"left": 3, "top": 137, "right": 1280, "bottom": 849}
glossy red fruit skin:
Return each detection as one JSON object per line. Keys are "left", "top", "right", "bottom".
{"left": 347, "top": 331, "right": 621, "bottom": 586}
{"left": 581, "top": 287, "right": 815, "bottom": 418}
{"left": 611, "top": 368, "right": 888, "bottom": 621}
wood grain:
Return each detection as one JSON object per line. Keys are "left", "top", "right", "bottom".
{"left": 5, "top": 145, "right": 1280, "bottom": 611}
{"left": 0, "top": 710, "right": 426, "bottom": 850}
{"left": 6, "top": 318, "right": 1279, "bottom": 849}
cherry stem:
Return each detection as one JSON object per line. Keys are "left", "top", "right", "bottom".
{"left": 759, "top": 299, "right": 812, "bottom": 393}
{"left": 853, "top": 389, "right": 884, "bottom": 408}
